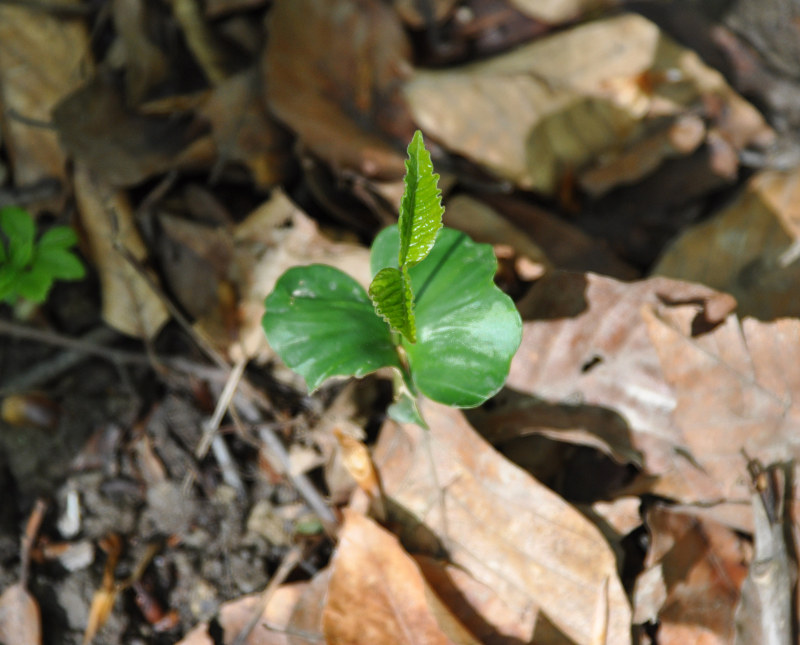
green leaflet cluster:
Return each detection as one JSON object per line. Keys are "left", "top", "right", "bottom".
{"left": 0, "top": 206, "right": 85, "bottom": 304}
{"left": 368, "top": 130, "right": 444, "bottom": 343}
{"left": 262, "top": 131, "right": 522, "bottom": 420}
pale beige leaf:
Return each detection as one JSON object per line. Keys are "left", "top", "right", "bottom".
{"left": 359, "top": 401, "right": 632, "bottom": 645}
{"left": 510, "top": 0, "right": 614, "bottom": 23}
{"left": 0, "top": 2, "right": 89, "bottom": 191}
{"left": 653, "top": 166, "right": 800, "bottom": 320}
{"left": 323, "top": 511, "right": 479, "bottom": 645}
{"left": 74, "top": 163, "right": 170, "bottom": 339}
{"left": 0, "top": 584, "right": 41, "bottom": 645}
{"left": 404, "top": 13, "right": 771, "bottom": 195}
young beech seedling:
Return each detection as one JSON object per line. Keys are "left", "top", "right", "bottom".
{"left": 262, "top": 131, "right": 522, "bottom": 425}
{"left": 0, "top": 206, "right": 85, "bottom": 305}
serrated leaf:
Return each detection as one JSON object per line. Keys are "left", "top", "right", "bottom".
{"left": 263, "top": 264, "right": 402, "bottom": 391}
{"left": 397, "top": 130, "right": 443, "bottom": 268}
{"left": 368, "top": 266, "right": 416, "bottom": 343}
{"left": 372, "top": 226, "right": 522, "bottom": 407}
{"left": 0, "top": 206, "right": 36, "bottom": 268}
{"left": 38, "top": 225, "right": 79, "bottom": 251}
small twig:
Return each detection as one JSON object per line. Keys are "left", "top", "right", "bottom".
{"left": 257, "top": 424, "right": 338, "bottom": 535}
{"left": 20, "top": 499, "right": 47, "bottom": 588}
{"left": 195, "top": 357, "right": 247, "bottom": 459}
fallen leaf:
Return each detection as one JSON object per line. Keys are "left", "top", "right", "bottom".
{"left": 74, "top": 163, "right": 170, "bottom": 339}
{"left": 633, "top": 505, "right": 749, "bottom": 644}
{"left": 653, "top": 166, "right": 800, "bottom": 320}
{"left": 0, "top": 584, "right": 41, "bottom": 645}
{"left": 0, "top": 1, "right": 89, "bottom": 194}
{"left": 323, "top": 510, "right": 479, "bottom": 645}
{"left": 404, "top": 13, "right": 772, "bottom": 195}
{"left": 510, "top": 0, "right": 615, "bottom": 23}
{"left": 503, "top": 271, "right": 735, "bottom": 499}
{"left": 53, "top": 79, "right": 207, "bottom": 187}
{"left": 355, "top": 400, "right": 632, "bottom": 644}
{"left": 642, "top": 300, "right": 800, "bottom": 524}
{"left": 263, "top": 0, "right": 415, "bottom": 179}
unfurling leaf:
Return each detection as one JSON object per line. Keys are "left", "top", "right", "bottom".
{"left": 397, "top": 130, "right": 443, "bottom": 268}
{"left": 369, "top": 266, "right": 416, "bottom": 343}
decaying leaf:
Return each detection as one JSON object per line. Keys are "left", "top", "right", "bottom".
{"left": 404, "top": 13, "right": 772, "bottom": 195}
{"left": 355, "top": 400, "right": 632, "bottom": 645}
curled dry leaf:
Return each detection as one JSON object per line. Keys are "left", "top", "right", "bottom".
{"left": 74, "top": 163, "right": 170, "bottom": 339}
{"left": 324, "top": 510, "right": 479, "bottom": 645}
{"left": 654, "top": 166, "right": 800, "bottom": 320}
{"left": 0, "top": 1, "right": 89, "bottom": 192}
{"left": 263, "top": 0, "right": 415, "bottom": 179}
{"left": 404, "top": 13, "right": 772, "bottom": 196}
{"left": 355, "top": 400, "right": 632, "bottom": 645}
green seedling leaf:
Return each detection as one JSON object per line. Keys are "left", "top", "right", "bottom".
{"left": 369, "top": 266, "right": 416, "bottom": 343}
{"left": 37, "top": 225, "right": 79, "bottom": 251}
{"left": 371, "top": 226, "right": 522, "bottom": 408}
{"left": 0, "top": 206, "right": 36, "bottom": 268}
{"left": 32, "top": 247, "right": 86, "bottom": 281}
{"left": 397, "top": 130, "right": 443, "bottom": 268}
{"left": 13, "top": 265, "right": 53, "bottom": 303}
{"left": 263, "top": 264, "right": 403, "bottom": 391}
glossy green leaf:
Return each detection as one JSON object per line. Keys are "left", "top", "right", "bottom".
{"left": 397, "top": 130, "right": 443, "bottom": 268}
{"left": 0, "top": 206, "right": 35, "bottom": 268}
{"left": 262, "top": 264, "right": 402, "bottom": 391}
{"left": 369, "top": 266, "right": 416, "bottom": 343}
{"left": 371, "top": 226, "right": 522, "bottom": 408}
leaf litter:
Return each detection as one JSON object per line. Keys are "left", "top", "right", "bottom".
{"left": 0, "top": 0, "right": 799, "bottom": 643}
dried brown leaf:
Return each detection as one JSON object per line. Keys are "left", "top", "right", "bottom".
{"left": 0, "top": 584, "right": 41, "bottom": 645}
{"left": 323, "top": 510, "right": 479, "bottom": 645}
{"left": 357, "top": 400, "right": 632, "bottom": 644}
{"left": 263, "top": 0, "right": 415, "bottom": 179}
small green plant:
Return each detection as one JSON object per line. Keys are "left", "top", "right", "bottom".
{"left": 262, "top": 131, "right": 522, "bottom": 424}
{"left": 0, "top": 206, "right": 85, "bottom": 304}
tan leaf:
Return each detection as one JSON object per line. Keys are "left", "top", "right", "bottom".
{"left": 358, "top": 401, "right": 632, "bottom": 645}
{"left": 642, "top": 302, "right": 800, "bottom": 517}
{"left": 404, "top": 13, "right": 772, "bottom": 195}
{"left": 263, "top": 0, "right": 415, "bottom": 179}
{"left": 653, "top": 166, "right": 800, "bottom": 320}
{"left": 510, "top": 0, "right": 614, "bottom": 23}
{"left": 0, "top": 1, "right": 89, "bottom": 193}
{"left": 74, "top": 163, "right": 170, "bottom": 339}
{"left": 323, "top": 510, "right": 479, "bottom": 645}
{"left": 0, "top": 584, "right": 41, "bottom": 645}
{"left": 501, "top": 271, "right": 735, "bottom": 498}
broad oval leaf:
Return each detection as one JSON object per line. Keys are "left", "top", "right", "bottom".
{"left": 397, "top": 130, "right": 443, "bottom": 268}
{"left": 0, "top": 206, "right": 36, "bottom": 268}
{"left": 372, "top": 226, "right": 522, "bottom": 407}
{"left": 263, "top": 264, "right": 402, "bottom": 391}
{"left": 369, "top": 266, "right": 416, "bottom": 343}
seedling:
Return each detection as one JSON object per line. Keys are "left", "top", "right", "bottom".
{"left": 0, "top": 206, "right": 85, "bottom": 305}
{"left": 262, "top": 131, "right": 522, "bottom": 424}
